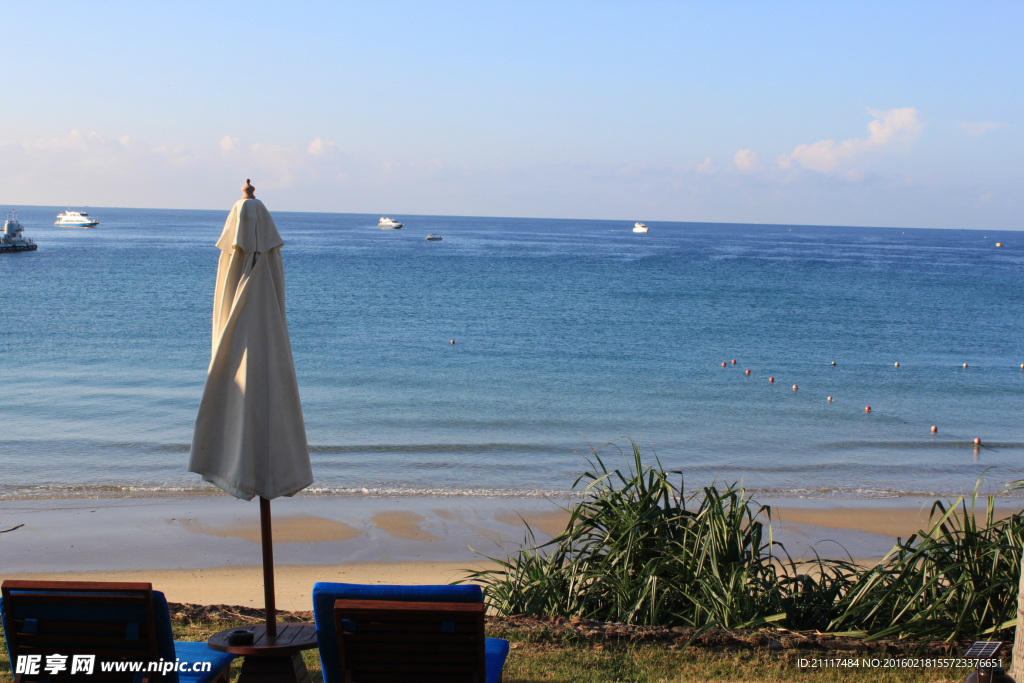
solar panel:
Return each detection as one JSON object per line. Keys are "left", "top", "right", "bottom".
{"left": 964, "top": 641, "right": 1003, "bottom": 659}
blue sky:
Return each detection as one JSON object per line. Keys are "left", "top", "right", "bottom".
{"left": 1, "top": 1, "right": 1020, "bottom": 228}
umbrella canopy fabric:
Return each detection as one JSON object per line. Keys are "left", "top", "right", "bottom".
{"left": 188, "top": 197, "right": 313, "bottom": 501}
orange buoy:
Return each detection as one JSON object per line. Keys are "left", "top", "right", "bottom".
{"left": 721, "top": 362, "right": 726, "bottom": 367}
{"left": 974, "top": 437, "right": 981, "bottom": 445}
{"left": 831, "top": 361, "right": 836, "bottom": 366}
{"left": 769, "top": 377, "right": 774, "bottom": 383}
{"left": 731, "top": 359, "right": 737, "bottom": 365}
{"left": 865, "top": 406, "right": 871, "bottom": 413}
{"left": 894, "top": 362, "right": 899, "bottom": 368}
{"left": 996, "top": 242, "right": 1002, "bottom": 247}
{"left": 827, "top": 396, "right": 832, "bottom": 402}
{"left": 963, "top": 363, "right": 968, "bottom": 368}
{"left": 931, "top": 426, "right": 937, "bottom": 433}
{"left": 745, "top": 369, "right": 750, "bottom": 375}
{"left": 450, "top": 339, "right": 455, "bottom": 344}
{"left": 792, "top": 384, "right": 798, "bottom": 391}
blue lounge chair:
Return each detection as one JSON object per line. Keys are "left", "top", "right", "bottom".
{"left": 312, "top": 583, "right": 510, "bottom": 683}
{"left": 1, "top": 580, "right": 235, "bottom": 683}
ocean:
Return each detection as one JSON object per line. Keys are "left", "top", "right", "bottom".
{"left": 0, "top": 206, "right": 1021, "bottom": 500}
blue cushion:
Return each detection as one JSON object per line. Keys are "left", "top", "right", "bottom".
{"left": 0, "top": 591, "right": 233, "bottom": 683}
{"left": 173, "top": 640, "right": 235, "bottom": 683}
{"left": 485, "top": 637, "right": 511, "bottom": 683}
{"left": 312, "top": 583, "right": 488, "bottom": 683}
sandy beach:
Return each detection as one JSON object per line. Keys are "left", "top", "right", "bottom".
{"left": 0, "top": 562, "right": 497, "bottom": 612}
{"left": 2, "top": 492, "right": 1017, "bottom": 610}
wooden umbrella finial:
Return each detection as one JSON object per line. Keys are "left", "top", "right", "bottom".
{"left": 242, "top": 179, "right": 255, "bottom": 199}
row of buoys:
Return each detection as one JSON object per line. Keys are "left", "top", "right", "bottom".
{"left": 721, "top": 360, "right": 987, "bottom": 446}
{"left": 724, "top": 360, "right": 1022, "bottom": 370}
{"left": 721, "top": 361, "right": 993, "bottom": 447}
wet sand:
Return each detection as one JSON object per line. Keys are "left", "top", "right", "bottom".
{"left": 183, "top": 515, "right": 365, "bottom": 544}
{"left": 772, "top": 504, "right": 1013, "bottom": 540}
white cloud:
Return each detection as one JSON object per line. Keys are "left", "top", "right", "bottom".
{"left": 959, "top": 121, "right": 1006, "bottom": 137}
{"left": 307, "top": 138, "right": 335, "bottom": 157}
{"left": 780, "top": 107, "right": 922, "bottom": 173}
{"left": 29, "top": 129, "right": 100, "bottom": 150}
{"left": 1, "top": 125, "right": 1016, "bottom": 230}
{"left": 733, "top": 149, "right": 760, "bottom": 172}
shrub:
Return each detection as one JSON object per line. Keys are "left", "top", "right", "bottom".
{"left": 466, "top": 441, "right": 1024, "bottom": 642}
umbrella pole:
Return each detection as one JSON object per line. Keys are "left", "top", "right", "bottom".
{"left": 259, "top": 496, "right": 277, "bottom": 637}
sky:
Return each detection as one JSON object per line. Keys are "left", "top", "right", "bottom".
{"left": 1, "top": 1, "right": 1021, "bottom": 229}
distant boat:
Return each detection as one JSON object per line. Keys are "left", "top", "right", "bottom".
{"left": 55, "top": 209, "right": 99, "bottom": 228}
{"left": 1, "top": 211, "right": 37, "bottom": 252}
{"left": 378, "top": 217, "right": 403, "bottom": 229}
{"left": 633, "top": 222, "right": 649, "bottom": 233}
{"left": 425, "top": 234, "right": 442, "bottom": 241}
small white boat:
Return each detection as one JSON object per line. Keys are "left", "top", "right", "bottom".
{"left": 378, "top": 217, "right": 403, "bottom": 229}
{"left": 1, "top": 211, "right": 37, "bottom": 252}
{"left": 55, "top": 209, "right": 99, "bottom": 228}
{"left": 425, "top": 234, "right": 442, "bottom": 241}
{"left": 633, "top": 222, "right": 649, "bottom": 233}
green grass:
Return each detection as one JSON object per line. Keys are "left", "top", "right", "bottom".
{"left": 499, "top": 642, "right": 974, "bottom": 683}
{"left": 0, "top": 623, "right": 980, "bottom": 683}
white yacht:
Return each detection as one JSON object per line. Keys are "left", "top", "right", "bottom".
{"left": 633, "top": 222, "right": 649, "bottom": 233}
{"left": 378, "top": 217, "right": 403, "bottom": 229}
{"left": 1, "top": 212, "right": 37, "bottom": 252}
{"left": 55, "top": 209, "right": 99, "bottom": 227}
{"left": 425, "top": 234, "right": 442, "bottom": 241}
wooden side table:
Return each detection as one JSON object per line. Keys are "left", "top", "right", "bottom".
{"left": 208, "top": 623, "right": 318, "bottom": 683}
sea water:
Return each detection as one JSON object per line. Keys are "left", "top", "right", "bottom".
{"left": 0, "top": 207, "right": 1021, "bottom": 500}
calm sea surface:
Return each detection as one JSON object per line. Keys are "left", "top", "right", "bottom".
{"left": 0, "top": 206, "right": 1022, "bottom": 500}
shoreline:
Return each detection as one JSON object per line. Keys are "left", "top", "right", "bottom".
{"left": 4, "top": 480, "right": 1022, "bottom": 503}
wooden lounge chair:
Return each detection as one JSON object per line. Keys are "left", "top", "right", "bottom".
{"left": 0, "top": 580, "right": 235, "bottom": 683}
{"left": 312, "top": 583, "right": 509, "bottom": 683}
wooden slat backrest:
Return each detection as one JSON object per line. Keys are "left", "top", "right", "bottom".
{"left": 1, "top": 580, "right": 161, "bottom": 682}
{"left": 334, "top": 599, "right": 486, "bottom": 683}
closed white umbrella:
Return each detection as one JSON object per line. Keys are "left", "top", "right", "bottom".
{"left": 189, "top": 179, "right": 313, "bottom": 636}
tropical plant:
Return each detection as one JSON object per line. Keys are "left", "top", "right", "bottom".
{"left": 465, "top": 441, "right": 1024, "bottom": 643}
{"left": 827, "top": 487, "right": 1024, "bottom": 641}
{"left": 468, "top": 441, "right": 794, "bottom": 628}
